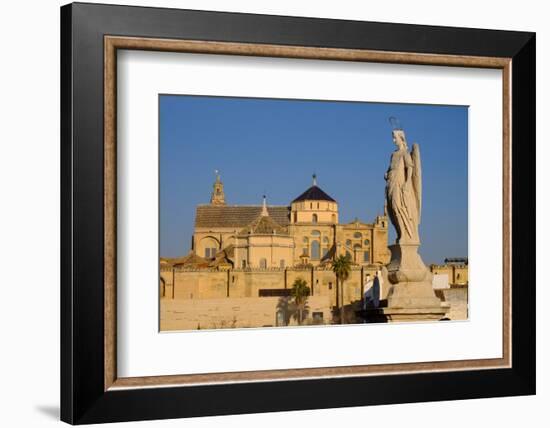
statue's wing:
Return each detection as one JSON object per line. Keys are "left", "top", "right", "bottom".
{"left": 411, "top": 143, "right": 422, "bottom": 222}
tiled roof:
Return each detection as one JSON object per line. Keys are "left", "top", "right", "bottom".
{"left": 292, "top": 185, "right": 336, "bottom": 203}
{"left": 162, "top": 252, "right": 209, "bottom": 268}
{"left": 239, "top": 215, "right": 288, "bottom": 235}
{"left": 195, "top": 205, "right": 290, "bottom": 228}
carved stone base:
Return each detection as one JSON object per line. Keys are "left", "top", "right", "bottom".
{"left": 365, "top": 304, "right": 450, "bottom": 323}
{"left": 371, "top": 243, "right": 449, "bottom": 322}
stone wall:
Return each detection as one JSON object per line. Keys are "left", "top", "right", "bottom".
{"left": 161, "top": 265, "right": 382, "bottom": 304}
{"left": 437, "top": 286, "right": 468, "bottom": 320}
{"left": 161, "top": 295, "right": 332, "bottom": 331}
{"left": 431, "top": 264, "right": 469, "bottom": 286}
{"left": 160, "top": 265, "right": 383, "bottom": 330}
{"left": 160, "top": 265, "right": 467, "bottom": 329}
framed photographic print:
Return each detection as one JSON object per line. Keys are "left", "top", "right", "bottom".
{"left": 60, "top": 2, "right": 535, "bottom": 424}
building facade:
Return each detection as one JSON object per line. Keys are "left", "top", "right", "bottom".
{"left": 159, "top": 174, "right": 468, "bottom": 330}
{"left": 191, "top": 173, "right": 391, "bottom": 269}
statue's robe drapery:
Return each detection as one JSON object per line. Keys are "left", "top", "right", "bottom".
{"left": 385, "top": 144, "right": 421, "bottom": 244}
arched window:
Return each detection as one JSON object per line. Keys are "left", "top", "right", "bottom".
{"left": 311, "top": 230, "right": 321, "bottom": 237}
{"left": 303, "top": 237, "right": 309, "bottom": 244}
{"left": 363, "top": 251, "right": 370, "bottom": 262}
{"left": 322, "top": 236, "right": 329, "bottom": 244}
{"left": 201, "top": 236, "right": 219, "bottom": 259}
{"left": 364, "top": 239, "right": 370, "bottom": 246}
{"left": 312, "top": 214, "right": 318, "bottom": 224}
{"left": 259, "top": 258, "right": 267, "bottom": 269}
{"left": 311, "top": 240, "right": 320, "bottom": 260}
{"left": 345, "top": 239, "right": 352, "bottom": 247}
{"left": 354, "top": 243, "right": 361, "bottom": 250}
{"left": 345, "top": 251, "right": 352, "bottom": 259}
{"left": 354, "top": 232, "right": 362, "bottom": 239}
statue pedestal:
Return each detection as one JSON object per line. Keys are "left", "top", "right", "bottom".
{"left": 367, "top": 243, "right": 449, "bottom": 322}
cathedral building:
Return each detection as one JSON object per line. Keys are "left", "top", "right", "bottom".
{"left": 160, "top": 173, "right": 467, "bottom": 330}
{"left": 191, "top": 173, "right": 391, "bottom": 269}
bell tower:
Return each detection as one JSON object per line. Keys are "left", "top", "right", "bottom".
{"left": 210, "top": 170, "right": 226, "bottom": 205}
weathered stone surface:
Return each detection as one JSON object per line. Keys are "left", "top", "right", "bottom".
{"left": 380, "top": 127, "right": 449, "bottom": 321}
{"left": 386, "top": 244, "right": 442, "bottom": 308}
{"left": 367, "top": 305, "right": 450, "bottom": 322}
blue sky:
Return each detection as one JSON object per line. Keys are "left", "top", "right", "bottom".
{"left": 160, "top": 95, "right": 468, "bottom": 265}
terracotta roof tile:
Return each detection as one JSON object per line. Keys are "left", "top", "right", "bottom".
{"left": 238, "top": 215, "right": 288, "bottom": 235}
{"left": 195, "top": 205, "right": 290, "bottom": 228}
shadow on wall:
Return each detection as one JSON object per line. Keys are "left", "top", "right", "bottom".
{"left": 276, "top": 296, "right": 312, "bottom": 326}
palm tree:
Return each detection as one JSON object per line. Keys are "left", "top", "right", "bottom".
{"left": 290, "top": 278, "right": 310, "bottom": 325}
{"left": 332, "top": 254, "right": 352, "bottom": 324}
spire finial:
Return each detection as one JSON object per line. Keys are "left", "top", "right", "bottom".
{"left": 312, "top": 173, "right": 317, "bottom": 186}
{"left": 210, "top": 169, "right": 225, "bottom": 205}
{"left": 261, "top": 194, "right": 268, "bottom": 216}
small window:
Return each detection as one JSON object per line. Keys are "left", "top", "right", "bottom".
{"left": 259, "top": 258, "right": 267, "bottom": 269}
{"left": 322, "top": 247, "right": 329, "bottom": 257}
{"left": 311, "top": 240, "right": 320, "bottom": 260}
{"left": 363, "top": 251, "right": 370, "bottom": 262}
{"left": 328, "top": 282, "right": 333, "bottom": 290}
{"left": 310, "top": 203, "right": 313, "bottom": 209}
{"left": 323, "top": 236, "right": 329, "bottom": 243}
{"left": 354, "top": 243, "right": 361, "bottom": 250}
{"left": 317, "top": 202, "right": 320, "bottom": 209}
{"left": 311, "top": 230, "right": 321, "bottom": 237}
{"left": 345, "top": 251, "right": 352, "bottom": 259}
{"left": 312, "top": 214, "right": 318, "bottom": 224}
{"left": 293, "top": 212, "right": 297, "bottom": 223}
{"left": 331, "top": 214, "right": 336, "bottom": 223}
{"left": 302, "top": 247, "right": 309, "bottom": 256}
{"left": 303, "top": 237, "right": 309, "bottom": 244}
{"left": 364, "top": 239, "right": 370, "bottom": 246}
{"left": 241, "top": 260, "right": 247, "bottom": 268}
{"left": 280, "top": 259, "right": 285, "bottom": 268}
{"left": 354, "top": 232, "right": 362, "bottom": 239}
{"left": 205, "top": 247, "right": 217, "bottom": 258}
{"left": 345, "top": 239, "right": 352, "bottom": 247}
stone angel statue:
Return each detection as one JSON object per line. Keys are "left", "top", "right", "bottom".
{"left": 384, "top": 128, "right": 422, "bottom": 245}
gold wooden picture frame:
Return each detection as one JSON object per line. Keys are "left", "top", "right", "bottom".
{"left": 104, "top": 36, "right": 511, "bottom": 390}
